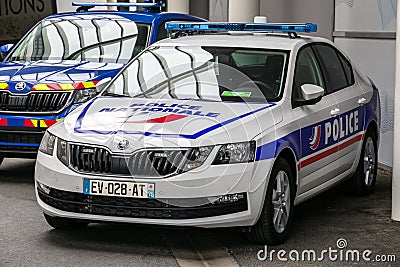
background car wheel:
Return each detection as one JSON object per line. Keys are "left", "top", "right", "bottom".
{"left": 44, "top": 213, "right": 89, "bottom": 230}
{"left": 344, "top": 129, "right": 378, "bottom": 196}
{"left": 247, "top": 158, "right": 295, "bottom": 245}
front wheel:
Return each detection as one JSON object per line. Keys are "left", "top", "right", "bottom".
{"left": 247, "top": 158, "right": 295, "bottom": 245}
{"left": 44, "top": 213, "right": 89, "bottom": 230}
{"left": 345, "top": 129, "right": 378, "bottom": 196}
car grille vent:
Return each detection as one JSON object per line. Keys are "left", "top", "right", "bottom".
{"left": 69, "top": 144, "right": 188, "bottom": 177}
{"left": 0, "top": 91, "right": 71, "bottom": 112}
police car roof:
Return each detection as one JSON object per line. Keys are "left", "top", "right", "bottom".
{"left": 46, "top": 11, "right": 201, "bottom": 24}
{"left": 155, "top": 33, "right": 330, "bottom": 51}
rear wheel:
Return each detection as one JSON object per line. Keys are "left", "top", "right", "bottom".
{"left": 44, "top": 213, "right": 89, "bottom": 230}
{"left": 345, "top": 129, "right": 378, "bottom": 196}
{"left": 247, "top": 158, "right": 295, "bottom": 245}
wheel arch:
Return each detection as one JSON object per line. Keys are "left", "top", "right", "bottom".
{"left": 276, "top": 147, "right": 298, "bottom": 193}
{"left": 366, "top": 120, "right": 379, "bottom": 146}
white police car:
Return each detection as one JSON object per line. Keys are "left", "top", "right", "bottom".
{"left": 35, "top": 22, "right": 380, "bottom": 244}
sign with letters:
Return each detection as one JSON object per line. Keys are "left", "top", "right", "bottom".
{"left": 0, "top": 0, "right": 56, "bottom": 43}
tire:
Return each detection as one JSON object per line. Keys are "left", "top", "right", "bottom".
{"left": 247, "top": 158, "right": 295, "bottom": 245}
{"left": 345, "top": 129, "right": 378, "bottom": 196}
{"left": 0, "top": 156, "right": 4, "bottom": 166}
{"left": 44, "top": 213, "right": 89, "bottom": 230}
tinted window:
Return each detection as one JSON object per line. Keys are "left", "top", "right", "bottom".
{"left": 292, "top": 46, "right": 324, "bottom": 103}
{"left": 156, "top": 22, "right": 168, "bottom": 41}
{"left": 313, "top": 44, "right": 349, "bottom": 94}
{"left": 338, "top": 52, "right": 354, "bottom": 85}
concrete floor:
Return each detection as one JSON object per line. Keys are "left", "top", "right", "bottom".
{"left": 0, "top": 159, "right": 398, "bottom": 266}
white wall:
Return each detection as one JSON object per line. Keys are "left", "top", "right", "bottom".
{"left": 260, "top": 0, "right": 334, "bottom": 40}
{"left": 56, "top": 0, "right": 108, "bottom": 13}
{"left": 335, "top": 0, "right": 396, "bottom": 32}
{"left": 334, "top": 0, "right": 397, "bottom": 166}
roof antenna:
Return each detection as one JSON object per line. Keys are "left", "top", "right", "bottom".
{"left": 253, "top": 16, "right": 267, "bottom": 36}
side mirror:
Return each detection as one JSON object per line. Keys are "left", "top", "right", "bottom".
{"left": 296, "top": 84, "right": 324, "bottom": 106}
{"left": 0, "top": 44, "right": 14, "bottom": 60}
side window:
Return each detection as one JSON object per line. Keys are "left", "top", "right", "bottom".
{"left": 156, "top": 22, "right": 168, "bottom": 41}
{"left": 292, "top": 46, "right": 324, "bottom": 103}
{"left": 337, "top": 52, "right": 354, "bottom": 85}
{"left": 313, "top": 44, "right": 350, "bottom": 94}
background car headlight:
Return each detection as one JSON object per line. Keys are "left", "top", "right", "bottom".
{"left": 57, "top": 138, "right": 68, "bottom": 166}
{"left": 72, "top": 88, "right": 97, "bottom": 104}
{"left": 212, "top": 141, "right": 256, "bottom": 165}
{"left": 183, "top": 146, "right": 213, "bottom": 171}
{"left": 39, "top": 131, "right": 56, "bottom": 155}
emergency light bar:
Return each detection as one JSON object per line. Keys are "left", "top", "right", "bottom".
{"left": 165, "top": 22, "right": 318, "bottom": 33}
{"left": 72, "top": 1, "right": 165, "bottom": 12}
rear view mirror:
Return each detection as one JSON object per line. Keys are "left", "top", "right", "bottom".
{"left": 0, "top": 44, "right": 14, "bottom": 60}
{"left": 296, "top": 84, "right": 324, "bottom": 105}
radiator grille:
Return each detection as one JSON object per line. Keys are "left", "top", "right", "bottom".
{"left": 69, "top": 144, "right": 187, "bottom": 177}
{"left": 0, "top": 131, "right": 43, "bottom": 151}
{"left": 0, "top": 91, "right": 71, "bottom": 112}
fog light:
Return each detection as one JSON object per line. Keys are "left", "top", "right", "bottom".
{"left": 217, "top": 193, "right": 245, "bottom": 204}
{"left": 37, "top": 182, "right": 51, "bottom": 194}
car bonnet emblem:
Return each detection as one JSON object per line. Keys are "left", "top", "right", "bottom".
{"left": 117, "top": 140, "right": 130, "bottom": 150}
{"left": 15, "top": 82, "right": 26, "bottom": 91}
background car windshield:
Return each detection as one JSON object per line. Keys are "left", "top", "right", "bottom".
{"left": 8, "top": 17, "right": 150, "bottom": 64}
{"left": 105, "top": 46, "right": 289, "bottom": 102}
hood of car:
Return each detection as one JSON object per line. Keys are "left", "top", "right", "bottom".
{"left": 57, "top": 97, "right": 282, "bottom": 153}
{"left": 0, "top": 60, "right": 124, "bottom": 93}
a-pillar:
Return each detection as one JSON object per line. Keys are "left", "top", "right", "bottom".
{"left": 392, "top": 0, "right": 400, "bottom": 221}
{"left": 228, "top": 0, "right": 260, "bottom": 22}
{"left": 167, "top": 0, "right": 189, "bottom": 14}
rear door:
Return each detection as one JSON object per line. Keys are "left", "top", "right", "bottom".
{"left": 312, "top": 44, "right": 366, "bottom": 175}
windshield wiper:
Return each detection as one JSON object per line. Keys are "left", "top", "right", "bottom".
{"left": 102, "top": 92, "right": 130, "bottom": 97}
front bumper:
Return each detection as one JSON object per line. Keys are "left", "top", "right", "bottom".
{"left": 0, "top": 110, "right": 73, "bottom": 157}
{"left": 35, "top": 148, "right": 275, "bottom": 228}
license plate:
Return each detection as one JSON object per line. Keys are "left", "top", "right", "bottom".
{"left": 83, "top": 179, "right": 155, "bottom": 199}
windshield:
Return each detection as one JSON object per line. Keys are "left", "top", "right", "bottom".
{"left": 8, "top": 17, "right": 150, "bottom": 64}
{"left": 105, "top": 46, "right": 289, "bottom": 102}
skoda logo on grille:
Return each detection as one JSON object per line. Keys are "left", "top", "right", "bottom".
{"left": 15, "top": 82, "right": 26, "bottom": 91}
{"left": 117, "top": 140, "right": 130, "bottom": 150}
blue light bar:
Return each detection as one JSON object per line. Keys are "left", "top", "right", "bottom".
{"left": 165, "top": 22, "right": 318, "bottom": 33}
{"left": 72, "top": 1, "right": 165, "bottom": 9}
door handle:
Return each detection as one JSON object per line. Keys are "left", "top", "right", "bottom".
{"left": 358, "top": 98, "right": 367, "bottom": 105}
{"left": 330, "top": 108, "right": 340, "bottom": 117}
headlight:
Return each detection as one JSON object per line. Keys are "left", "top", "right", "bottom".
{"left": 57, "top": 138, "right": 68, "bottom": 166}
{"left": 182, "top": 146, "right": 213, "bottom": 171}
{"left": 39, "top": 131, "right": 56, "bottom": 155}
{"left": 72, "top": 88, "right": 97, "bottom": 104}
{"left": 212, "top": 141, "right": 256, "bottom": 165}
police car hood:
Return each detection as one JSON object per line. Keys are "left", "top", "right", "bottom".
{"left": 57, "top": 97, "right": 282, "bottom": 152}
{"left": 0, "top": 60, "right": 123, "bottom": 91}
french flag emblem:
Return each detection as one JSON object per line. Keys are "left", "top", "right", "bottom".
{"left": 309, "top": 125, "right": 322, "bottom": 150}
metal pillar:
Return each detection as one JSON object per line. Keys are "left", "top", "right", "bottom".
{"left": 228, "top": 0, "right": 259, "bottom": 22}
{"left": 106, "top": 0, "right": 118, "bottom": 10}
{"left": 392, "top": 0, "right": 400, "bottom": 221}
{"left": 167, "top": 0, "right": 189, "bottom": 14}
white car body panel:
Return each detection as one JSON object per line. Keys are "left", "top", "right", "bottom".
{"left": 34, "top": 33, "right": 380, "bottom": 228}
